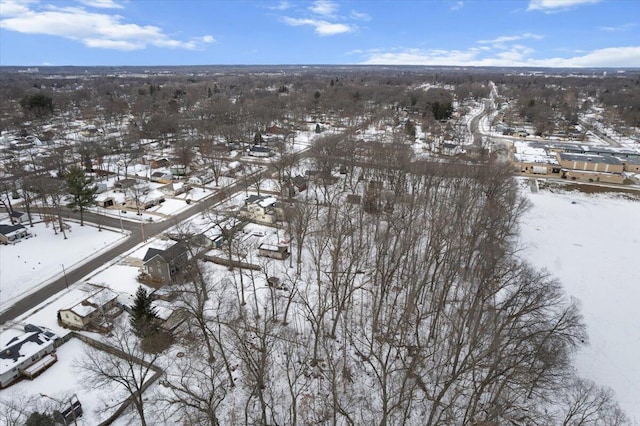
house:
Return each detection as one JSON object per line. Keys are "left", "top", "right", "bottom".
{"left": 142, "top": 242, "right": 189, "bottom": 284}
{"left": 58, "top": 287, "right": 121, "bottom": 331}
{"left": 1, "top": 332, "right": 57, "bottom": 388}
{"left": 123, "top": 191, "right": 164, "bottom": 210}
{"left": 150, "top": 171, "right": 173, "bottom": 184}
{"left": 0, "top": 224, "right": 31, "bottom": 245}
{"left": 114, "top": 178, "right": 139, "bottom": 191}
{"left": 223, "top": 161, "right": 244, "bottom": 177}
{"left": 9, "top": 211, "right": 25, "bottom": 225}
{"left": 239, "top": 195, "right": 283, "bottom": 224}
{"left": 97, "top": 196, "right": 115, "bottom": 208}
{"left": 248, "top": 145, "right": 273, "bottom": 157}
{"left": 305, "top": 170, "right": 338, "bottom": 185}
{"left": 153, "top": 301, "right": 186, "bottom": 331}
{"left": 95, "top": 182, "right": 108, "bottom": 194}
{"left": 150, "top": 158, "right": 171, "bottom": 169}
{"left": 282, "top": 175, "right": 308, "bottom": 197}
{"left": 188, "top": 171, "right": 214, "bottom": 186}
{"left": 169, "top": 164, "right": 190, "bottom": 176}
{"left": 158, "top": 182, "right": 192, "bottom": 197}
{"left": 441, "top": 142, "right": 462, "bottom": 156}
{"left": 258, "top": 243, "right": 289, "bottom": 260}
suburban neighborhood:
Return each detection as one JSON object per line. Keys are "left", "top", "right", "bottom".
{"left": 0, "top": 62, "right": 638, "bottom": 425}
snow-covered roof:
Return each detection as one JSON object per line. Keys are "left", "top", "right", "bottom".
{"left": 86, "top": 287, "right": 118, "bottom": 307}
{"left": 258, "top": 196, "right": 277, "bottom": 208}
{"left": 1, "top": 332, "right": 54, "bottom": 374}
{"left": 70, "top": 303, "right": 97, "bottom": 318}
{"left": 62, "top": 287, "right": 118, "bottom": 318}
{"left": 0, "top": 224, "right": 28, "bottom": 237}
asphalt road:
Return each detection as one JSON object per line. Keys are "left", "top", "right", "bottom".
{"left": 0, "top": 166, "right": 276, "bottom": 324}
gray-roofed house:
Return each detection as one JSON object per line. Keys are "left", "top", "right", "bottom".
{"left": 9, "top": 210, "right": 25, "bottom": 225}
{"left": 143, "top": 242, "right": 189, "bottom": 284}
{"left": 0, "top": 224, "right": 31, "bottom": 245}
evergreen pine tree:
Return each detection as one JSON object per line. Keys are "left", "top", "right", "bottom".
{"left": 130, "top": 286, "right": 158, "bottom": 337}
{"left": 65, "top": 165, "right": 97, "bottom": 226}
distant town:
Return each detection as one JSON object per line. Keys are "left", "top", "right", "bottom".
{"left": 1, "top": 66, "right": 638, "bottom": 425}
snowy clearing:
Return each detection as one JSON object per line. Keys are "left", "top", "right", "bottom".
{"left": 0, "top": 221, "right": 127, "bottom": 313}
{"left": 519, "top": 184, "right": 640, "bottom": 422}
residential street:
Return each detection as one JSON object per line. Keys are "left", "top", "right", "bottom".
{"left": 0, "top": 166, "right": 277, "bottom": 324}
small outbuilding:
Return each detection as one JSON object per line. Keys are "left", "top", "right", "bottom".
{"left": 258, "top": 243, "right": 289, "bottom": 260}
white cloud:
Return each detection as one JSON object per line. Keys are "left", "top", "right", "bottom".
{"left": 309, "top": 0, "right": 338, "bottom": 17}
{"left": 350, "top": 10, "right": 371, "bottom": 21}
{"left": 76, "top": 0, "right": 124, "bottom": 9}
{"left": 282, "top": 17, "right": 353, "bottom": 36}
{"left": 281, "top": 1, "right": 362, "bottom": 36}
{"left": 84, "top": 38, "right": 140, "bottom": 50}
{"left": 478, "top": 33, "right": 543, "bottom": 45}
{"left": 267, "top": 1, "right": 292, "bottom": 11}
{"left": 359, "top": 45, "right": 640, "bottom": 67}
{"left": 450, "top": 1, "right": 464, "bottom": 11}
{"left": 0, "top": 3, "right": 214, "bottom": 51}
{"left": 599, "top": 23, "right": 636, "bottom": 32}
{"left": 527, "top": 0, "right": 601, "bottom": 12}
{"left": 528, "top": 46, "right": 640, "bottom": 67}
{"left": 0, "top": 0, "right": 37, "bottom": 17}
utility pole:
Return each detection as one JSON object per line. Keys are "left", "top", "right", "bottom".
{"left": 140, "top": 218, "right": 146, "bottom": 242}
{"left": 117, "top": 208, "right": 124, "bottom": 233}
{"left": 60, "top": 264, "right": 69, "bottom": 289}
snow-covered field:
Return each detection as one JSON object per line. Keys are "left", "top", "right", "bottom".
{"left": 519, "top": 184, "right": 640, "bottom": 422}
{"left": 0, "top": 222, "right": 127, "bottom": 313}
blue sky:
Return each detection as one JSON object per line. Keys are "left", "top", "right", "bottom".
{"left": 0, "top": 0, "right": 638, "bottom": 67}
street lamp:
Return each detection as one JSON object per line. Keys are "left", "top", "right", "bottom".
{"left": 60, "top": 264, "right": 69, "bottom": 289}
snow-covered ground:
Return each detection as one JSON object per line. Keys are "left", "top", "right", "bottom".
{"left": 2, "top": 337, "right": 129, "bottom": 425}
{"left": 0, "top": 221, "right": 127, "bottom": 313}
{"left": 519, "top": 184, "right": 640, "bottom": 422}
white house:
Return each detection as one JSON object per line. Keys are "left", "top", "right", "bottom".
{"left": 0, "top": 224, "right": 31, "bottom": 245}
{"left": 58, "top": 287, "right": 120, "bottom": 331}
{"left": 1, "top": 332, "right": 56, "bottom": 388}
{"left": 189, "top": 170, "right": 214, "bottom": 186}
{"left": 239, "top": 195, "right": 283, "bottom": 224}
{"left": 170, "top": 164, "right": 190, "bottom": 176}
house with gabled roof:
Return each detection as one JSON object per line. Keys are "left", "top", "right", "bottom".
{"left": 142, "top": 242, "right": 189, "bottom": 284}
{"left": 239, "top": 195, "right": 284, "bottom": 225}
{"left": 58, "top": 287, "right": 120, "bottom": 331}
{"left": 9, "top": 210, "right": 26, "bottom": 225}
{"left": 150, "top": 171, "right": 173, "bottom": 184}
{"left": 1, "top": 332, "right": 56, "bottom": 388}
{"left": 0, "top": 223, "right": 31, "bottom": 245}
